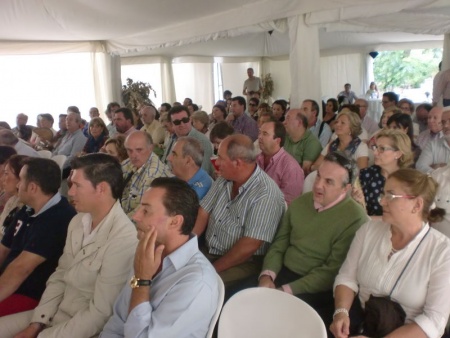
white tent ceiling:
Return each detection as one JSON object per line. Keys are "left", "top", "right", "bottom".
{"left": 0, "top": 0, "right": 448, "bottom": 57}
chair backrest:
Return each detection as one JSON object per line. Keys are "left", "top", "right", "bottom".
{"left": 51, "top": 154, "right": 67, "bottom": 170}
{"left": 218, "top": 287, "right": 327, "bottom": 338}
{"left": 38, "top": 150, "right": 52, "bottom": 158}
{"left": 302, "top": 170, "right": 317, "bottom": 195}
{"left": 206, "top": 274, "right": 225, "bottom": 338}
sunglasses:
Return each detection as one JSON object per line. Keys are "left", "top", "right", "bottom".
{"left": 172, "top": 117, "right": 190, "bottom": 126}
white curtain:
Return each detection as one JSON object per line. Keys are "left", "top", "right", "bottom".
{"left": 288, "top": 15, "right": 321, "bottom": 109}
{"left": 320, "top": 53, "right": 364, "bottom": 100}
{"left": 172, "top": 57, "right": 215, "bottom": 112}
{"left": 220, "top": 58, "right": 262, "bottom": 101}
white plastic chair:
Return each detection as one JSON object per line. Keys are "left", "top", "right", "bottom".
{"left": 51, "top": 154, "right": 67, "bottom": 170}
{"left": 38, "top": 150, "right": 52, "bottom": 158}
{"left": 206, "top": 274, "right": 225, "bottom": 338}
{"left": 218, "top": 287, "right": 327, "bottom": 338}
{"left": 302, "top": 170, "right": 317, "bottom": 195}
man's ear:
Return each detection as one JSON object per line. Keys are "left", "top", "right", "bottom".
{"left": 96, "top": 181, "right": 110, "bottom": 195}
{"left": 169, "top": 215, "right": 184, "bottom": 231}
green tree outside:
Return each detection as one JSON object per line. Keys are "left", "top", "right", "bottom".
{"left": 374, "top": 49, "right": 442, "bottom": 91}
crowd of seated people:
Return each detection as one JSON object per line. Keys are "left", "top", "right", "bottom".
{"left": 0, "top": 88, "right": 449, "bottom": 338}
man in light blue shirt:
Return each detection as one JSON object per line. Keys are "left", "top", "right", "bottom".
{"left": 167, "top": 136, "right": 213, "bottom": 200}
{"left": 100, "top": 177, "right": 221, "bottom": 338}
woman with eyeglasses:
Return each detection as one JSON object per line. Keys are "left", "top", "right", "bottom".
{"left": 0, "top": 155, "right": 28, "bottom": 240}
{"left": 353, "top": 129, "right": 413, "bottom": 217}
{"left": 387, "top": 113, "right": 421, "bottom": 165}
{"left": 331, "top": 168, "right": 450, "bottom": 338}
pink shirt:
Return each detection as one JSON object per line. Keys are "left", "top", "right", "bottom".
{"left": 256, "top": 148, "right": 304, "bottom": 205}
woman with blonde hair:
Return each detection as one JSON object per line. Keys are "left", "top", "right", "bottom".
{"left": 191, "top": 111, "right": 210, "bottom": 135}
{"left": 312, "top": 109, "right": 369, "bottom": 170}
{"left": 331, "top": 169, "right": 449, "bottom": 338}
{"left": 354, "top": 129, "right": 413, "bottom": 217}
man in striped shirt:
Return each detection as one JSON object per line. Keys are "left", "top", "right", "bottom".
{"left": 193, "top": 134, "right": 285, "bottom": 289}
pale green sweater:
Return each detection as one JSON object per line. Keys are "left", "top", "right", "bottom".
{"left": 262, "top": 192, "right": 368, "bottom": 295}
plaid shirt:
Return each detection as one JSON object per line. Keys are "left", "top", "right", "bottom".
{"left": 121, "top": 153, "right": 172, "bottom": 218}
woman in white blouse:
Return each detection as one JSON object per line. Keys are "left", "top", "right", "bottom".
{"left": 330, "top": 168, "right": 450, "bottom": 338}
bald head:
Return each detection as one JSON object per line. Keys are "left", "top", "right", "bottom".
{"left": 427, "top": 106, "right": 443, "bottom": 134}
{"left": 223, "top": 134, "right": 257, "bottom": 163}
{"left": 139, "top": 105, "right": 157, "bottom": 125}
{"left": 124, "top": 131, "right": 153, "bottom": 168}
{"left": 0, "top": 129, "right": 19, "bottom": 146}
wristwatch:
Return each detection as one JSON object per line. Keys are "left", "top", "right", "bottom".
{"left": 130, "top": 275, "right": 152, "bottom": 288}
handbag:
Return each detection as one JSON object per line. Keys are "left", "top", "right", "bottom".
{"left": 361, "top": 228, "right": 430, "bottom": 337}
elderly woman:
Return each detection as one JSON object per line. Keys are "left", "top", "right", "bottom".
{"left": 354, "top": 129, "right": 413, "bottom": 217}
{"left": 313, "top": 110, "right": 369, "bottom": 170}
{"left": 0, "top": 155, "right": 27, "bottom": 238}
{"left": 331, "top": 168, "right": 450, "bottom": 338}
{"left": 83, "top": 117, "right": 109, "bottom": 154}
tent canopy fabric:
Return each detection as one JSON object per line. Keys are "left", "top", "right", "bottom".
{"left": 0, "top": 0, "right": 447, "bottom": 57}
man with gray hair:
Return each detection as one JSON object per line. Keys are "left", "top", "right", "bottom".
{"left": 0, "top": 129, "right": 39, "bottom": 157}
{"left": 52, "top": 111, "right": 87, "bottom": 170}
{"left": 139, "top": 105, "right": 165, "bottom": 146}
{"left": 121, "top": 131, "right": 172, "bottom": 218}
{"left": 193, "top": 134, "right": 285, "bottom": 289}
{"left": 167, "top": 136, "right": 212, "bottom": 199}
{"left": 11, "top": 113, "right": 28, "bottom": 137}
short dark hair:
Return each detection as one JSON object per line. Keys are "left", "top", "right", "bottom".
{"left": 210, "top": 121, "right": 234, "bottom": 142}
{"left": 40, "top": 113, "right": 54, "bottom": 124}
{"left": 107, "top": 102, "right": 120, "bottom": 113}
{"left": 168, "top": 105, "right": 191, "bottom": 120}
{"left": 0, "top": 146, "right": 17, "bottom": 164}
{"left": 23, "top": 158, "right": 61, "bottom": 195}
{"left": 232, "top": 96, "right": 246, "bottom": 111}
{"left": 273, "top": 100, "right": 287, "bottom": 113}
{"left": 249, "top": 97, "right": 260, "bottom": 107}
{"left": 264, "top": 121, "right": 286, "bottom": 147}
{"left": 304, "top": 99, "right": 320, "bottom": 117}
{"left": 71, "top": 153, "right": 124, "bottom": 200}
{"left": 114, "top": 108, "right": 134, "bottom": 123}
{"left": 188, "top": 103, "right": 199, "bottom": 112}
{"left": 383, "top": 92, "right": 399, "bottom": 104}
{"left": 18, "top": 125, "right": 32, "bottom": 142}
{"left": 67, "top": 106, "right": 80, "bottom": 114}
{"left": 387, "top": 113, "right": 415, "bottom": 144}
{"left": 150, "top": 177, "right": 199, "bottom": 235}
{"left": 161, "top": 103, "right": 172, "bottom": 111}
{"left": 223, "top": 90, "right": 232, "bottom": 98}
{"left": 323, "top": 151, "right": 355, "bottom": 186}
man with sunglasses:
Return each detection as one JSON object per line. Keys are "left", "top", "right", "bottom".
{"left": 163, "top": 106, "right": 213, "bottom": 175}
{"left": 258, "top": 151, "right": 367, "bottom": 327}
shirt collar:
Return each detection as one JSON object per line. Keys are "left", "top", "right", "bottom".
{"left": 313, "top": 191, "right": 347, "bottom": 212}
{"left": 28, "top": 193, "right": 62, "bottom": 217}
{"left": 163, "top": 234, "right": 198, "bottom": 271}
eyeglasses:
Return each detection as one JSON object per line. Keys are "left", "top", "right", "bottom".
{"left": 172, "top": 117, "right": 190, "bottom": 126}
{"left": 378, "top": 192, "right": 416, "bottom": 203}
{"left": 371, "top": 145, "right": 396, "bottom": 153}
{"left": 249, "top": 103, "right": 257, "bottom": 106}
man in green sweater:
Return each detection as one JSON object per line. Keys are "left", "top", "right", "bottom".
{"left": 258, "top": 151, "right": 367, "bottom": 325}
